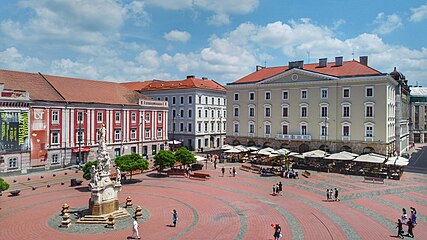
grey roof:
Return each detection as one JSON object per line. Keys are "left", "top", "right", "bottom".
{"left": 410, "top": 87, "right": 427, "bottom": 97}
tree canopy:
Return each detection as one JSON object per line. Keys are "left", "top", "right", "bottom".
{"left": 154, "top": 150, "right": 176, "bottom": 171}
{"left": 82, "top": 160, "right": 98, "bottom": 180}
{"left": 0, "top": 177, "right": 10, "bottom": 191}
{"left": 115, "top": 153, "right": 149, "bottom": 179}
{"left": 174, "top": 147, "right": 196, "bottom": 166}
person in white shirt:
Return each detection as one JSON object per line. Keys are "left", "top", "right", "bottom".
{"left": 131, "top": 217, "right": 140, "bottom": 239}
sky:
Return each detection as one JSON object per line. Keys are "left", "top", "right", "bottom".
{"left": 0, "top": 0, "right": 426, "bottom": 86}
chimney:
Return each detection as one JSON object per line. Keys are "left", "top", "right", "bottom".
{"left": 186, "top": 75, "right": 195, "bottom": 79}
{"left": 318, "top": 58, "right": 327, "bottom": 68}
{"left": 256, "top": 65, "right": 265, "bottom": 71}
{"left": 335, "top": 56, "right": 343, "bottom": 66}
{"left": 359, "top": 56, "right": 368, "bottom": 66}
{"left": 289, "top": 60, "right": 304, "bottom": 69}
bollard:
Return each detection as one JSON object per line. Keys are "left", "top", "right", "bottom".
{"left": 134, "top": 205, "right": 143, "bottom": 219}
{"left": 61, "top": 203, "right": 70, "bottom": 216}
{"left": 27, "top": 178, "right": 31, "bottom": 181}
{"left": 105, "top": 214, "right": 115, "bottom": 228}
{"left": 40, "top": 176, "right": 44, "bottom": 179}
{"left": 53, "top": 174, "right": 56, "bottom": 177}
{"left": 61, "top": 182, "right": 65, "bottom": 185}
{"left": 59, "top": 213, "right": 71, "bottom": 228}
{"left": 32, "top": 186, "right": 36, "bottom": 190}
{"left": 125, "top": 196, "right": 133, "bottom": 208}
{"left": 47, "top": 184, "right": 51, "bottom": 188}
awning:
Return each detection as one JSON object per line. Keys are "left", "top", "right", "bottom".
{"left": 325, "top": 151, "right": 358, "bottom": 161}
{"left": 384, "top": 156, "right": 409, "bottom": 166}
{"left": 303, "top": 149, "right": 328, "bottom": 158}
{"left": 72, "top": 147, "right": 91, "bottom": 153}
{"left": 353, "top": 153, "right": 387, "bottom": 164}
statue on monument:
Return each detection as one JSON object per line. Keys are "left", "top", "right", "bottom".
{"left": 116, "top": 167, "right": 121, "bottom": 184}
{"left": 96, "top": 124, "right": 111, "bottom": 174}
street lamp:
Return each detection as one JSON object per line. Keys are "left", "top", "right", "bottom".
{"left": 77, "top": 111, "right": 84, "bottom": 167}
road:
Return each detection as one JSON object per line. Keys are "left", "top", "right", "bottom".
{"left": 406, "top": 145, "right": 427, "bottom": 173}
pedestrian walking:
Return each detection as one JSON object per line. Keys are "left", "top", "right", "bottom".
{"left": 229, "top": 168, "right": 232, "bottom": 176}
{"left": 326, "top": 189, "right": 330, "bottom": 201}
{"left": 334, "top": 188, "right": 339, "bottom": 201}
{"left": 131, "top": 217, "right": 141, "bottom": 239}
{"left": 232, "top": 167, "right": 236, "bottom": 177}
{"left": 221, "top": 166, "right": 225, "bottom": 177}
{"left": 278, "top": 182, "right": 283, "bottom": 195}
{"left": 410, "top": 207, "right": 417, "bottom": 226}
{"left": 402, "top": 208, "right": 408, "bottom": 224}
{"left": 273, "top": 223, "right": 282, "bottom": 240}
{"left": 171, "top": 209, "right": 178, "bottom": 227}
{"left": 214, "top": 159, "right": 217, "bottom": 169}
{"left": 396, "top": 219, "right": 404, "bottom": 239}
{"left": 272, "top": 185, "right": 277, "bottom": 196}
{"left": 406, "top": 218, "right": 414, "bottom": 238}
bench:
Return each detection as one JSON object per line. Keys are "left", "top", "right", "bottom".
{"left": 302, "top": 170, "right": 311, "bottom": 178}
{"left": 250, "top": 165, "right": 261, "bottom": 173}
{"left": 10, "top": 190, "right": 21, "bottom": 196}
{"left": 363, "top": 176, "right": 384, "bottom": 184}
{"left": 167, "top": 171, "right": 186, "bottom": 177}
{"left": 240, "top": 165, "right": 252, "bottom": 172}
{"left": 189, "top": 172, "right": 210, "bottom": 180}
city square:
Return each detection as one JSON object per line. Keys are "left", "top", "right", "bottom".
{"left": 1, "top": 160, "right": 426, "bottom": 239}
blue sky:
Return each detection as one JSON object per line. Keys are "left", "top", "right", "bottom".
{"left": 0, "top": 0, "right": 426, "bottom": 86}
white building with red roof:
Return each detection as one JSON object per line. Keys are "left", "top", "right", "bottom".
{"left": 124, "top": 75, "right": 227, "bottom": 152}
{"left": 226, "top": 56, "right": 410, "bottom": 156}
{"left": 0, "top": 70, "right": 168, "bottom": 173}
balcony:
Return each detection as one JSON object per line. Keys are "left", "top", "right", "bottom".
{"left": 276, "top": 134, "right": 292, "bottom": 140}
{"left": 293, "top": 135, "right": 311, "bottom": 140}
{"left": 248, "top": 133, "right": 255, "bottom": 137}
{"left": 233, "top": 132, "right": 239, "bottom": 137}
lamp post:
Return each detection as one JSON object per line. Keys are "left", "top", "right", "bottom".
{"left": 77, "top": 112, "right": 83, "bottom": 167}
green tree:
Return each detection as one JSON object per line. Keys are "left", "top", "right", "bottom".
{"left": 174, "top": 147, "right": 196, "bottom": 166}
{"left": 0, "top": 177, "right": 10, "bottom": 192}
{"left": 115, "top": 153, "right": 149, "bottom": 180}
{"left": 82, "top": 160, "right": 98, "bottom": 180}
{"left": 154, "top": 150, "right": 176, "bottom": 171}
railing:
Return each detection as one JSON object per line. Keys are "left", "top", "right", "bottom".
{"left": 275, "top": 134, "right": 292, "bottom": 140}
{"left": 248, "top": 133, "right": 255, "bottom": 137}
{"left": 294, "top": 135, "right": 311, "bottom": 140}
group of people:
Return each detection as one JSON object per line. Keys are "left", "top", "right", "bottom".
{"left": 221, "top": 166, "right": 236, "bottom": 177}
{"left": 272, "top": 223, "right": 283, "bottom": 239}
{"left": 396, "top": 207, "right": 417, "bottom": 238}
{"left": 131, "top": 209, "right": 178, "bottom": 239}
{"left": 282, "top": 169, "right": 298, "bottom": 179}
{"left": 272, "top": 181, "right": 283, "bottom": 196}
{"left": 326, "top": 188, "right": 339, "bottom": 202}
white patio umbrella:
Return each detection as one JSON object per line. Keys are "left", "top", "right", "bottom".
{"left": 303, "top": 149, "right": 328, "bottom": 158}
{"left": 277, "top": 148, "right": 291, "bottom": 155}
{"left": 221, "top": 144, "right": 234, "bottom": 150}
{"left": 247, "top": 146, "right": 260, "bottom": 151}
{"left": 384, "top": 156, "right": 409, "bottom": 166}
{"left": 258, "top": 149, "right": 272, "bottom": 156}
{"left": 224, "top": 148, "right": 241, "bottom": 153}
{"left": 262, "top": 147, "right": 276, "bottom": 152}
{"left": 353, "top": 153, "right": 387, "bottom": 164}
{"left": 325, "top": 151, "right": 357, "bottom": 161}
{"left": 195, "top": 155, "right": 206, "bottom": 161}
{"left": 167, "top": 140, "right": 181, "bottom": 144}
{"left": 235, "top": 145, "right": 249, "bottom": 152}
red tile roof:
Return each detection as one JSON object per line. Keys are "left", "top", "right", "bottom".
{"left": 121, "top": 81, "right": 153, "bottom": 91}
{"left": 232, "top": 60, "right": 382, "bottom": 84}
{"left": 42, "top": 74, "right": 148, "bottom": 105}
{"left": 127, "top": 77, "right": 226, "bottom": 92}
{"left": 0, "top": 70, "right": 65, "bottom": 102}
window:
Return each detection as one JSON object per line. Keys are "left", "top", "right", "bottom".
{"left": 343, "top": 88, "right": 350, "bottom": 98}
{"left": 211, "top": 110, "right": 215, "bottom": 118}
{"left": 97, "top": 112, "right": 103, "bottom": 123}
{"left": 180, "top": 109, "right": 184, "bottom": 118}
{"left": 198, "top": 123, "right": 201, "bottom": 132}
{"left": 188, "top": 123, "right": 192, "bottom": 132}
{"left": 131, "top": 129, "right": 136, "bottom": 140}
{"left": 233, "top": 123, "right": 239, "bottom": 133}
{"left": 343, "top": 126, "right": 350, "bottom": 136}
{"left": 321, "top": 125, "right": 327, "bottom": 136}
{"left": 77, "top": 130, "right": 84, "bottom": 143}
{"left": 180, "top": 123, "right": 184, "bottom": 131}
{"left": 114, "top": 148, "right": 121, "bottom": 157}
{"left": 180, "top": 96, "right": 184, "bottom": 104}
{"left": 51, "top": 131, "right": 60, "bottom": 145}
{"left": 301, "top": 125, "right": 307, "bottom": 135}
{"left": 321, "top": 106, "right": 328, "bottom": 117}
{"left": 157, "top": 128, "right": 162, "bottom": 138}
{"left": 205, "top": 96, "right": 208, "bottom": 104}
{"left": 217, "top": 121, "right": 221, "bottom": 131}
{"left": 145, "top": 129, "right": 150, "bottom": 138}
{"left": 301, "top": 106, "right": 307, "bottom": 117}
{"left": 96, "top": 129, "right": 101, "bottom": 142}
{"left": 8, "top": 157, "right": 18, "bottom": 169}
{"left": 131, "top": 146, "right": 137, "bottom": 153}
{"left": 115, "top": 129, "right": 121, "bottom": 141}
{"left": 249, "top": 123, "right": 255, "bottom": 134}
{"left": 366, "top": 87, "right": 374, "bottom": 97}
{"left": 77, "top": 111, "right": 84, "bottom": 123}
{"left": 188, "top": 96, "right": 193, "bottom": 104}
{"left": 249, "top": 107, "right": 255, "bottom": 117}
{"left": 211, "top": 121, "right": 214, "bottom": 131}
{"left": 321, "top": 89, "right": 328, "bottom": 99}
{"left": 165, "top": 97, "right": 168, "bottom": 102}
{"left": 204, "top": 122, "right": 208, "bottom": 132}
{"left": 52, "top": 111, "right": 59, "bottom": 124}
{"left": 52, "top": 154, "right": 59, "bottom": 164}
{"left": 188, "top": 109, "right": 192, "bottom": 118}
{"left": 198, "top": 96, "right": 202, "bottom": 104}
{"left": 282, "top": 124, "right": 288, "bottom": 134}
{"left": 212, "top": 97, "right": 214, "bottom": 104}
{"left": 145, "top": 112, "right": 150, "bottom": 122}
{"left": 115, "top": 112, "right": 120, "bottom": 123}
{"left": 265, "top": 91, "right": 271, "bottom": 100}
{"left": 249, "top": 92, "right": 255, "bottom": 101}
{"left": 198, "top": 109, "right": 201, "bottom": 118}
{"left": 365, "top": 126, "right": 373, "bottom": 137}
{"left": 158, "top": 112, "right": 162, "bottom": 122}
{"left": 282, "top": 106, "right": 288, "bottom": 118}
{"left": 234, "top": 93, "right": 239, "bottom": 101}
{"left": 131, "top": 112, "right": 137, "bottom": 123}
{"left": 366, "top": 106, "right": 373, "bottom": 117}
{"left": 265, "top": 106, "right": 271, "bottom": 117}
{"left": 205, "top": 110, "right": 208, "bottom": 118}
{"left": 301, "top": 89, "right": 307, "bottom": 99}
{"left": 172, "top": 97, "right": 176, "bottom": 104}
{"left": 265, "top": 124, "right": 271, "bottom": 134}
{"left": 343, "top": 105, "right": 350, "bottom": 118}
{"left": 172, "top": 109, "right": 176, "bottom": 118}
{"left": 233, "top": 107, "right": 239, "bottom": 117}
{"left": 204, "top": 138, "right": 208, "bottom": 148}
{"left": 282, "top": 90, "right": 289, "bottom": 100}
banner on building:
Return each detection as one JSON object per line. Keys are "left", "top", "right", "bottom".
{"left": 0, "top": 112, "right": 28, "bottom": 152}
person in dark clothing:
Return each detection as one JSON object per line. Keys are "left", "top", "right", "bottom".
{"left": 232, "top": 167, "right": 236, "bottom": 177}
{"left": 272, "top": 185, "right": 276, "bottom": 196}
{"left": 396, "top": 219, "right": 404, "bottom": 239}
{"left": 278, "top": 182, "right": 283, "bottom": 195}
{"left": 406, "top": 218, "right": 414, "bottom": 238}
{"left": 221, "top": 166, "right": 225, "bottom": 177}
{"left": 171, "top": 209, "right": 178, "bottom": 227}
{"left": 273, "top": 224, "right": 282, "bottom": 240}
{"left": 334, "top": 188, "right": 339, "bottom": 201}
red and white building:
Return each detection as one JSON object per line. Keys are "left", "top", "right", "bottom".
{"left": 0, "top": 70, "right": 168, "bottom": 174}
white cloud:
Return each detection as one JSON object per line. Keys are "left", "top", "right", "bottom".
{"left": 0, "top": 47, "right": 43, "bottom": 71}
{"left": 50, "top": 59, "right": 99, "bottom": 79}
{"left": 164, "top": 30, "right": 191, "bottom": 43}
{"left": 373, "top": 12, "right": 402, "bottom": 34}
{"left": 125, "top": 1, "right": 151, "bottom": 26}
{"left": 410, "top": 3, "right": 427, "bottom": 22}
{"left": 207, "top": 13, "right": 230, "bottom": 26}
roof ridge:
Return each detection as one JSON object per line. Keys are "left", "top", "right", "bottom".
{"left": 38, "top": 72, "right": 66, "bottom": 101}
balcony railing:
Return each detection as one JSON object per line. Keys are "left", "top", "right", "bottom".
{"left": 294, "top": 135, "right": 311, "bottom": 140}
{"left": 276, "top": 134, "right": 311, "bottom": 140}
{"left": 275, "top": 134, "right": 292, "bottom": 140}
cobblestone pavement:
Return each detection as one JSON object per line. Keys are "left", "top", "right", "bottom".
{"left": 0, "top": 165, "right": 426, "bottom": 240}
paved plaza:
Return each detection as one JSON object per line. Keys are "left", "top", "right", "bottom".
{"left": 0, "top": 164, "right": 426, "bottom": 240}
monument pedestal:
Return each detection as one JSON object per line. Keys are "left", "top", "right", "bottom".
{"left": 89, "top": 199, "right": 119, "bottom": 215}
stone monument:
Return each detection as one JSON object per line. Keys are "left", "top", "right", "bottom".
{"left": 77, "top": 124, "right": 128, "bottom": 223}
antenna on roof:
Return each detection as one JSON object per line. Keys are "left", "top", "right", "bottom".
{"left": 352, "top": 48, "right": 355, "bottom": 60}
{"left": 307, "top": 51, "right": 310, "bottom": 63}
{"left": 264, "top": 59, "right": 267, "bottom": 68}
